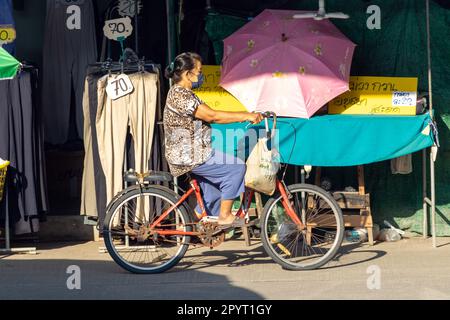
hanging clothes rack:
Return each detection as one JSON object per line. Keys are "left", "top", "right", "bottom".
{"left": 0, "top": 64, "right": 40, "bottom": 255}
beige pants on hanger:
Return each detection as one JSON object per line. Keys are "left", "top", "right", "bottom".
{"left": 96, "top": 72, "right": 158, "bottom": 219}
{"left": 81, "top": 79, "right": 98, "bottom": 217}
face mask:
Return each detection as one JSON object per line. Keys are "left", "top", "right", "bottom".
{"left": 191, "top": 73, "right": 204, "bottom": 89}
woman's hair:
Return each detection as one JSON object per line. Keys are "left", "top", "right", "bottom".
{"left": 165, "top": 52, "right": 202, "bottom": 83}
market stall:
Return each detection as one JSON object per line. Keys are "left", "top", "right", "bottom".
{"left": 172, "top": 0, "right": 446, "bottom": 246}
{"left": 0, "top": 0, "right": 447, "bottom": 250}
{"left": 211, "top": 112, "right": 436, "bottom": 244}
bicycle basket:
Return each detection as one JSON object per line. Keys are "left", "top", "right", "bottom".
{"left": 0, "top": 161, "right": 10, "bottom": 202}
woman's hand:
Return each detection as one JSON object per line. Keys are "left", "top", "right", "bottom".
{"left": 194, "top": 104, "right": 265, "bottom": 125}
{"left": 246, "top": 112, "right": 264, "bottom": 124}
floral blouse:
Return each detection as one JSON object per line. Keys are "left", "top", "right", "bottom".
{"left": 163, "top": 85, "right": 213, "bottom": 177}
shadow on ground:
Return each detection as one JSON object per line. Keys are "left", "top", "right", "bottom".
{"left": 178, "top": 239, "right": 387, "bottom": 271}
{"left": 0, "top": 257, "right": 264, "bottom": 300}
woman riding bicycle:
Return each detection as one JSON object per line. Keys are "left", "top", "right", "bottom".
{"left": 163, "top": 52, "right": 263, "bottom": 228}
{"left": 103, "top": 52, "right": 344, "bottom": 274}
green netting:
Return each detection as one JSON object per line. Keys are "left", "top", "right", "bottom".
{"left": 204, "top": 0, "right": 450, "bottom": 235}
{"left": 205, "top": 11, "right": 248, "bottom": 64}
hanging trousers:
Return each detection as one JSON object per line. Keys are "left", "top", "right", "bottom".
{"left": 42, "top": 0, "right": 97, "bottom": 144}
{"left": 81, "top": 69, "right": 166, "bottom": 224}
{"left": 80, "top": 73, "right": 107, "bottom": 220}
{"left": 95, "top": 72, "right": 158, "bottom": 209}
{"left": 0, "top": 71, "right": 48, "bottom": 234}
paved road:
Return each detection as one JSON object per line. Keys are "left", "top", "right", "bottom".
{"left": 1, "top": 237, "right": 450, "bottom": 300}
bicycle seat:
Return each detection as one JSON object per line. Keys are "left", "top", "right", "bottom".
{"left": 124, "top": 170, "right": 173, "bottom": 184}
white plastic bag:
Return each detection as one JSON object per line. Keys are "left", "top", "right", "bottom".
{"left": 245, "top": 138, "right": 280, "bottom": 195}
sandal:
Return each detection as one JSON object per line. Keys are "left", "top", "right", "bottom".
{"left": 217, "top": 216, "right": 246, "bottom": 229}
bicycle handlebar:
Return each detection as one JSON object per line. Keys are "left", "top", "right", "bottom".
{"left": 261, "top": 111, "right": 276, "bottom": 118}
{"left": 259, "top": 111, "right": 277, "bottom": 139}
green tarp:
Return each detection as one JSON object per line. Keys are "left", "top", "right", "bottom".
{"left": 212, "top": 113, "right": 435, "bottom": 167}
{"left": 0, "top": 47, "right": 20, "bottom": 80}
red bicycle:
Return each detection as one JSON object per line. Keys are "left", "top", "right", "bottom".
{"left": 103, "top": 112, "right": 344, "bottom": 273}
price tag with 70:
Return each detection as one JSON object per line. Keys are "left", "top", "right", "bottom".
{"left": 106, "top": 74, "right": 134, "bottom": 100}
{"left": 103, "top": 17, "right": 133, "bottom": 41}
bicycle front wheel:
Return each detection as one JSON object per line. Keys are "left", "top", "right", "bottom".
{"left": 103, "top": 186, "right": 192, "bottom": 274}
{"left": 261, "top": 184, "right": 344, "bottom": 270}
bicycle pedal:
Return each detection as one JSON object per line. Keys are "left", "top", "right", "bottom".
{"left": 200, "top": 216, "right": 219, "bottom": 224}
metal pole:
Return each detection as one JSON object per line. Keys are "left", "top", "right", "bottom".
{"left": 5, "top": 197, "right": 10, "bottom": 251}
{"left": 422, "top": 149, "right": 428, "bottom": 239}
{"left": 134, "top": 0, "right": 139, "bottom": 55}
{"left": 0, "top": 174, "right": 36, "bottom": 255}
{"left": 430, "top": 150, "right": 436, "bottom": 248}
{"left": 166, "top": 0, "right": 178, "bottom": 194}
{"left": 426, "top": 0, "right": 433, "bottom": 119}
{"left": 426, "top": 0, "right": 437, "bottom": 248}
{"left": 166, "top": 0, "right": 175, "bottom": 65}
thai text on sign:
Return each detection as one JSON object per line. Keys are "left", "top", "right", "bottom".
{"left": 329, "top": 76, "right": 418, "bottom": 115}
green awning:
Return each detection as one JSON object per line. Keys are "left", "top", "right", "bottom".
{"left": 0, "top": 47, "right": 20, "bottom": 80}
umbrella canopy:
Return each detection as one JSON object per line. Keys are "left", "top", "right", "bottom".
{"left": 0, "top": 47, "right": 20, "bottom": 80}
{"left": 220, "top": 9, "right": 356, "bottom": 118}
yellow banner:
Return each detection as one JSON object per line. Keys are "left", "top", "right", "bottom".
{"left": 193, "top": 65, "right": 247, "bottom": 112}
{"left": 0, "top": 25, "right": 16, "bottom": 45}
{"left": 329, "top": 76, "right": 418, "bottom": 115}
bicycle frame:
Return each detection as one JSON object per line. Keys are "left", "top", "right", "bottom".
{"left": 150, "top": 178, "right": 306, "bottom": 237}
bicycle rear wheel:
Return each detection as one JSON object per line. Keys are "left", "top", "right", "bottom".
{"left": 261, "top": 184, "right": 344, "bottom": 270}
{"left": 103, "top": 186, "right": 192, "bottom": 274}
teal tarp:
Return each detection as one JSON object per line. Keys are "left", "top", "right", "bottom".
{"left": 212, "top": 113, "right": 434, "bottom": 166}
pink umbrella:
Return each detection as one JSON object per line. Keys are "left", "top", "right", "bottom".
{"left": 220, "top": 9, "right": 356, "bottom": 118}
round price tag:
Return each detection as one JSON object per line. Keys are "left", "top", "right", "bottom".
{"left": 103, "top": 17, "right": 133, "bottom": 41}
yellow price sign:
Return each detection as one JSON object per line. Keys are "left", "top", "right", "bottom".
{"left": 329, "top": 76, "right": 418, "bottom": 116}
{"left": 0, "top": 25, "right": 16, "bottom": 45}
{"left": 193, "top": 65, "right": 247, "bottom": 112}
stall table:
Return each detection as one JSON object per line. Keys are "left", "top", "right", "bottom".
{"left": 212, "top": 113, "right": 436, "bottom": 246}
